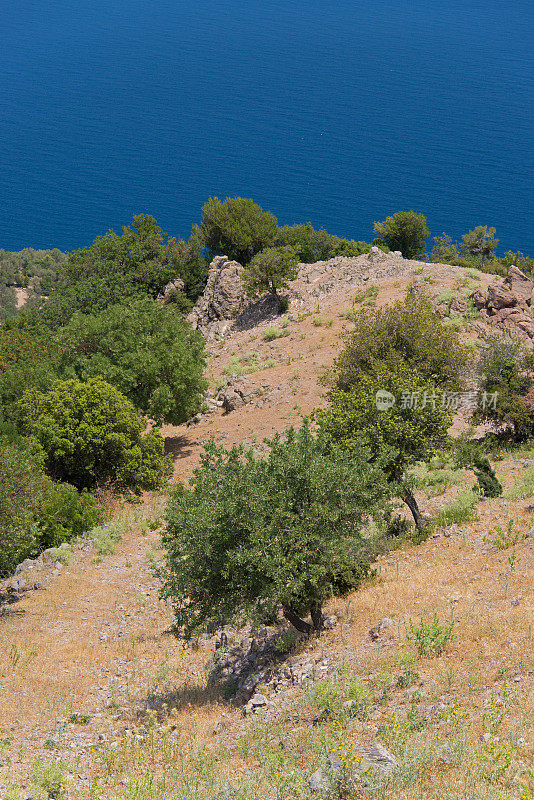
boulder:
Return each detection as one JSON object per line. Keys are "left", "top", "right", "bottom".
{"left": 486, "top": 283, "right": 521, "bottom": 311}
{"left": 470, "top": 289, "right": 487, "bottom": 310}
{"left": 217, "top": 378, "right": 261, "bottom": 413}
{"left": 450, "top": 297, "right": 468, "bottom": 314}
{"left": 309, "top": 743, "right": 398, "bottom": 796}
{"left": 187, "top": 256, "right": 245, "bottom": 336}
{"left": 157, "top": 276, "right": 185, "bottom": 304}
{"left": 504, "top": 265, "right": 533, "bottom": 305}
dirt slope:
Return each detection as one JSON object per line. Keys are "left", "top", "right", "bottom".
{"left": 1, "top": 257, "right": 533, "bottom": 799}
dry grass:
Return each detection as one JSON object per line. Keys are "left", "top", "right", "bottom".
{"left": 1, "top": 266, "right": 533, "bottom": 798}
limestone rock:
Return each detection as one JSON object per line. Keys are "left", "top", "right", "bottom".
{"left": 187, "top": 256, "right": 245, "bottom": 337}
{"left": 157, "top": 276, "right": 185, "bottom": 304}
{"left": 309, "top": 743, "right": 398, "bottom": 796}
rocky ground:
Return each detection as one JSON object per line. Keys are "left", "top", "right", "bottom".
{"left": 1, "top": 251, "right": 534, "bottom": 799}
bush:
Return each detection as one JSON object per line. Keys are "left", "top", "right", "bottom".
{"left": 43, "top": 214, "right": 204, "bottom": 326}
{"left": 472, "top": 456, "right": 502, "bottom": 498}
{"left": 17, "top": 378, "right": 172, "bottom": 493}
{"left": 160, "top": 422, "right": 389, "bottom": 637}
{"left": 460, "top": 226, "right": 498, "bottom": 266}
{"left": 373, "top": 211, "right": 430, "bottom": 259}
{"left": 192, "top": 197, "right": 279, "bottom": 265}
{"left": 57, "top": 298, "right": 206, "bottom": 424}
{"left": 38, "top": 479, "right": 102, "bottom": 549}
{"left": 473, "top": 335, "right": 534, "bottom": 440}
{"left": 0, "top": 315, "right": 60, "bottom": 421}
{"left": 0, "top": 436, "right": 44, "bottom": 574}
{"left": 244, "top": 245, "right": 299, "bottom": 304}
{"left": 332, "top": 293, "right": 469, "bottom": 394}
{"left": 276, "top": 222, "right": 370, "bottom": 262}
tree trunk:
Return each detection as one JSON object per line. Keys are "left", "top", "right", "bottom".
{"left": 282, "top": 606, "right": 312, "bottom": 635}
{"left": 402, "top": 486, "right": 425, "bottom": 530}
{"left": 310, "top": 603, "right": 324, "bottom": 632}
{"left": 282, "top": 604, "right": 324, "bottom": 634}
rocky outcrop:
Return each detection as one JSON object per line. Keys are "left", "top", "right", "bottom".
{"left": 157, "top": 276, "right": 185, "bottom": 304}
{"left": 216, "top": 377, "right": 262, "bottom": 413}
{"left": 470, "top": 265, "right": 534, "bottom": 340}
{"left": 187, "top": 255, "right": 245, "bottom": 338}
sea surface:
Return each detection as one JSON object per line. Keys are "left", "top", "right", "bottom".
{"left": 1, "top": 0, "right": 533, "bottom": 254}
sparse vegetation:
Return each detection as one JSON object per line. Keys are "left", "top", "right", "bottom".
{"left": 407, "top": 614, "right": 456, "bottom": 657}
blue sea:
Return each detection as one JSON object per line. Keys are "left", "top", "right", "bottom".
{"left": 1, "top": 0, "right": 533, "bottom": 255}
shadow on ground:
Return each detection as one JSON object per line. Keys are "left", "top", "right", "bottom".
{"left": 165, "top": 435, "right": 193, "bottom": 462}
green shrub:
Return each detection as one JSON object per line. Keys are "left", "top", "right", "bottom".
{"left": 38, "top": 480, "right": 102, "bottom": 549}
{"left": 484, "top": 520, "right": 524, "bottom": 550}
{"left": 407, "top": 614, "right": 455, "bottom": 657}
{"left": 263, "top": 326, "right": 289, "bottom": 341}
{"left": 276, "top": 221, "right": 370, "bottom": 262}
{"left": 0, "top": 436, "right": 44, "bottom": 574}
{"left": 193, "top": 196, "right": 279, "bottom": 265}
{"left": 44, "top": 214, "right": 204, "bottom": 326}
{"left": 373, "top": 211, "right": 430, "bottom": 259}
{"left": 244, "top": 245, "right": 298, "bottom": 304}
{"left": 433, "top": 490, "right": 478, "bottom": 527}
{"left": 160, "top": 422, "right": 389, "bottom": 637}
{"left": 472, "top": 456, "right": 502, "bottom": 498}
{"left": 473, "top": 335, "right": 534, "bottom": 441}
{"left": 332, "top": 293, "right": 469, "bottom": 393}
{"left": 57, "top": 298, "right": 206, "bottom": 424}
{"left": 18, "top": 378, "right": 172, "bottom": 493}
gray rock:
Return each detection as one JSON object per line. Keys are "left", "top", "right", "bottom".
{"left": 369, "top": 618, "right": 395, "bottom": 641}
{"left": 157, "top": 276, "right": 185, "bottom": 304}
{"left": 187, "top": 256, "right": 245, "bottom": 337}
{"left": 309, "top": 767, "right": 334, "bottom": 796}
{"left": 309, "top": 743, "right": 398, "bottom": 796}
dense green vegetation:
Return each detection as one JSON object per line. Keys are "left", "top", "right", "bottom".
{"left": 373, "top": 211, "right": 430, "bottom": 259}
{"left": 1, "top": 197, "right": 532, "bottom": 587}
{"left": 56, "top": 299, "right": 206, "bottom": 424}
{"left": 160, "top": 423, "right": 390, "bottom": 636}
{"left": 0, "top": 247, "right": 67, "bottom": 322}
{"left": 17, "top": 378, "right": 172, "bottom": 492}
{"left": 0, "top": 433, "right": 102, "bottom": 575}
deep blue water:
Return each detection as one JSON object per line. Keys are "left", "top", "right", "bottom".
{"left": 1, "top": 0, "right": 533, "bottom": 255}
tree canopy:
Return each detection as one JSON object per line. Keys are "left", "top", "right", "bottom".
{"left": 192, "top": 197, "right": 279, "bottom": 265}
{"left": 373, "top": 211, "right": 430, "bottom": 259}
{"left": 160, "top": 423, "right": 390, "bottom": 636}
{"left": 244, "top": 245, "right": 299, "bottom": 302}
{"left": 57, "top": 299, "right": 206, "bottom": 424}
{"left": 17, "top": 378, "right": 172, "bottom": 493}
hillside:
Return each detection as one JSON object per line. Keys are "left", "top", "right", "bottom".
{"left": 1, "top": 252, "right": 533, "bottom": 800}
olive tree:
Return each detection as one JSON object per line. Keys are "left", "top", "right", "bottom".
{"left": 373, "top": 211, "right": 430, "bottom": 259}
{"left": 160, "top": 423, "right": 389, "bottom": 637}
{"left": 320, "top": 361, "right": 453, "bottom": 530}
